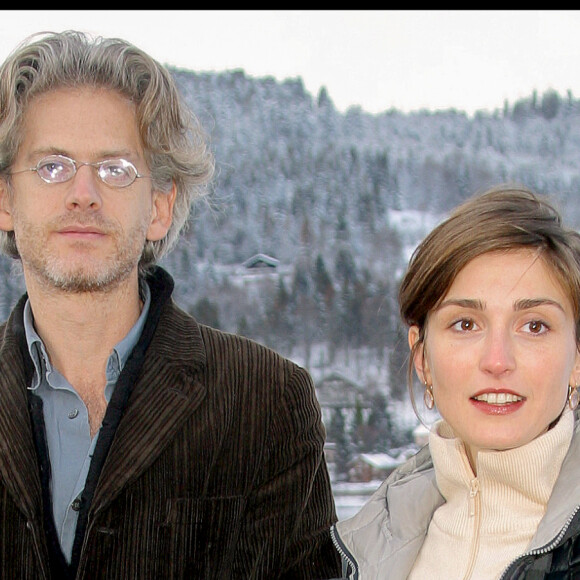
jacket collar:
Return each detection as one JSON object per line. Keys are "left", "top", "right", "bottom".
{"left": 334, "top": 413, "right": 580, "bottom": 577}
{"left": 529, "top": 410, "right": 580, "bottom": 550}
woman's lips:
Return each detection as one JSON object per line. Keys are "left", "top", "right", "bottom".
{"left": 470, "top": 391, "right": 525, "bottom": 415}
{"left": 472, "top": 392, "right": 523, "bottom": 404}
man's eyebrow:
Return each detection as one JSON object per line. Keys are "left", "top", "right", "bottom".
{"left": 26, "top": 148, "right": 136, "bottom": 160}
{"left": 25, "top": 147, "right": 67, "bottom": 161}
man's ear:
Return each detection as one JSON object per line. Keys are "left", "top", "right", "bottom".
{"left": 0, "top": 179, "right": 14, "bottom": 232}
{"left": 408, "top": 325, "right": 430, "bottom": 385}
{"left": 147, "top": 183, "right": 176, "bottom": 242}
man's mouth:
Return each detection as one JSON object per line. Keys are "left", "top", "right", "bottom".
{"left": 59, "top": 225, "right": 104, "bottom": 234}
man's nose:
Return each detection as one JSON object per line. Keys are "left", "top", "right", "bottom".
{"left": 64, "top": 166, "right": 103, "bottom": 210}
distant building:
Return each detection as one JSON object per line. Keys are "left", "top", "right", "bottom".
{"left": 349, "top": 452, "right": 402, "bottom": 482}
{"left": 315, "top": 371, "right": 370, "bottom": 410}
{"left": 241, "top": 253, "right": 280, "bottom": 270}
{"left": 232, "top": 253, "right": 292, "bottom": 290}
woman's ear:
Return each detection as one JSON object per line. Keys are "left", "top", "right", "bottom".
{"left": 0, "top": 179, "right": 14, "bottom": 232}
{"left": 569, "top": 345, "right": 580, "bottom": 390}
{"left": 408, "top": 325, "right": 430, "bottom": 384}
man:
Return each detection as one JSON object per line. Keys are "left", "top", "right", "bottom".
{"left": 0, "top": 31, "right": 341, "bottom": 579}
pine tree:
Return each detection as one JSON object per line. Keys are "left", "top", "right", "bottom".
{"left": 328, "top": 408, "right": 351, "bottom": 482}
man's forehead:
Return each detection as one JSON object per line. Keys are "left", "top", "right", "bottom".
{"left": 17, "top": 87, "right": 144, "bottom": 162}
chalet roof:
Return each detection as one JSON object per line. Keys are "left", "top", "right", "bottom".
{"left": 357, "top": 453, "right": 401, "bottom": 470}
{"left": 242, "top": 253, "right": 280, "bottom": 269}
{"left": 317, "top": 371, "right": 362, "bottom": 390}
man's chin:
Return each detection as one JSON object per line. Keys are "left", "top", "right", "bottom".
{"left": 32, "top": 262, "right": 137, "bottom": 294}
{"left": 49, "top": 276, "right": 118, "bottom": 294}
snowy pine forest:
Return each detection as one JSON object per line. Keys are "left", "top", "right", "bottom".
{"left": 2, "top": 67, "right": 580, "bottom": 460}
{"left": 170, "top": 70, "right": 580, "bottom": 405}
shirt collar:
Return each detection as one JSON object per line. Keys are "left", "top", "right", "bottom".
{"left": 23, "top": 281, "right": 152, "bottom": 391}
{"left": 23, "top": 300, "right": 50, "bottom": 390}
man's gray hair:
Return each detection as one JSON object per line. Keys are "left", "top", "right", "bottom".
{"left": 0, "top": 30, "right": 214, "bottom": 271}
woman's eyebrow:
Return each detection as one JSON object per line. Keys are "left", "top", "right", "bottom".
{"left": 514, "top": 298, "right": 565, "bottom": 313}
{"left": 437, "top": 298, "right": 484, "bottom": 311}
{"left": 436, "top": 297, "right": 565, "bottom": 313}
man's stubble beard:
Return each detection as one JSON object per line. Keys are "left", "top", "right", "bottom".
{"left": 14, "top": 213, "right": 151, "bottom": 295}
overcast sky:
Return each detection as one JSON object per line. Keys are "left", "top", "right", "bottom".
{"left": 1, "top": 10, "right": 580, "bottom": 116}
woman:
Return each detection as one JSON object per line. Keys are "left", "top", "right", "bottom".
{"left": 331, "top": 184, "right": 580, "bottom": 579}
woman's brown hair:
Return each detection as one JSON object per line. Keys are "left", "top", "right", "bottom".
{"left": 398, "top": 184, "right": 580, "bottom": 412}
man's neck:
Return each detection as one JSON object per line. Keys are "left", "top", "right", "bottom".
{"left": 23, "top": 271, "right": 143, "bottom": 385}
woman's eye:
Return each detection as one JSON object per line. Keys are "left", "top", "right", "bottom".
{"left": 524, "top": 320, "right": 547, "bottom": 334}
{"left": 452, "top": 319, "right": 476, "bottom": 331}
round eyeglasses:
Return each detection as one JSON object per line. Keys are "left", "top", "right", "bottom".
{"left": 11, "top": 154, "right": 150, "bottom": 188}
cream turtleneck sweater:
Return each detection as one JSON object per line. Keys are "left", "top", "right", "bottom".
{"left": 408, "top": 408, "right": 574, "bottom": 580}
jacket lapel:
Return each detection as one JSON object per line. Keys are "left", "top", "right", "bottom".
{"left": 90, "top": 301, "right": 207, "bottom": 512}
{"left": 0, "top": 317, "right": 43, "bottom": 522}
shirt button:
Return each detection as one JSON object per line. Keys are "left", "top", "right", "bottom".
{"left": 71, "top": 498, "right": 81, "bottom": 511}
{"left": 68, "top": 409, "right": 79, "bottom": 419}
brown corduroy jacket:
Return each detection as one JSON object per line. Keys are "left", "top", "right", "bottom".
{"left": 0, "top": 267, "right": 341, "bottom": 579}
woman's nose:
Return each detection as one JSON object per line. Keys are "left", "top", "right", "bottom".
{"left": 479, "top": 327, "right": 516, "bottom": 375}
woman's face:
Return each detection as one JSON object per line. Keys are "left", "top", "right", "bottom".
{"left": 409, "top": 249, "right": 580, "bottom": 465}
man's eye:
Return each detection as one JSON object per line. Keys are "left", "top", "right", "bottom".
{"left": 99, "top": 160, "right": 137, "bottom": 186}
{"left": 104, "top": 164, "right": 127, "bottom": 177}
{"left": 38, "top": 162, "right": 66, "bottom": 179}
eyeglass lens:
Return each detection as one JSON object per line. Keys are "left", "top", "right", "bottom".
{"left": 35, "top": 155, "right": 139, "bottom": 187}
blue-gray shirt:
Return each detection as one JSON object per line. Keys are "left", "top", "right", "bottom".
{"left": 24, "top": 284, "right": 151, "bottom": 562}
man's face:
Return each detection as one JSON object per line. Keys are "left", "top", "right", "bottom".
{"left": 0, "top": 86, "right": 173, "bottom": 293}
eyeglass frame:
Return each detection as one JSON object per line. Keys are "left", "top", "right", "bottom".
{"left": 9, "top": 154, "right": 151, "bottom": 188}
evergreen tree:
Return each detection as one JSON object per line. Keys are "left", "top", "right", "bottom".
{"left": 365, "top": 393, "right": 404, "bottom": 452}
{"left": 350, "top": 399, "right": 365, "bottom": 455}
{"left": 328, "top": 407, "right": 351, "bottom": 481}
